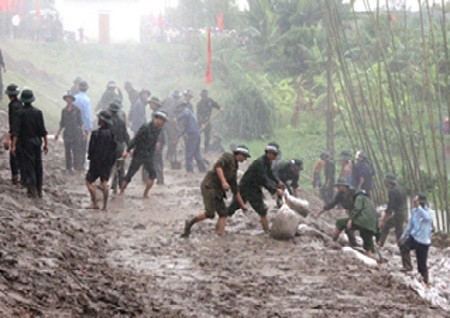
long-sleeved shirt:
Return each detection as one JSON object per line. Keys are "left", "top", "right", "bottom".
{"left": 385, "top": 184, "right": 407, "bottom": 215}
{"left": 110, "top": 113, "right": 130, "bottom": 158}
{"left": 12, "top": 104, "right": 47, "bottom": 141}
{"left": 176, "top": 108, "right": 200, "bottom": 137}
{"left": 96, "top": 89, "right": 123, "bottom": 112}
{"left": 401, "top": 206, "right": 433, "bottom": 245}
{"left": 129, "top": 98, "right": 147, "bottom": 134}
{"left": 87, "top": 125, "right": 116, "bottom": 167}
{"left": 74, "top": 92, "right": 93, "bottom": 132}
{"left": 273, "top": 161, "right": 300, "bottom": 191}
{"left": 196, "top": 97, "right": 219, "bottom": 125}
{"left": 127, "top": 121, "right": 161, "bottom": 158}
{"left": 324, "top": 188, "right": 356, "bottom": 211}
{"left": 59, "top": 106, "right": 83, "bottom": 142}
{"left": 240, "top": 155, "right": 279, "bottom": 195}
{"left": 8, "top": 99, "right": 22, "bottom": 133}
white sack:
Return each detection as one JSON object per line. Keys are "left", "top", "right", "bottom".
{"left": 283, "top": 190, "right": 310, "bottom": 218}
{"left": 270, "top": 204, "right": 300, "bottom": 240}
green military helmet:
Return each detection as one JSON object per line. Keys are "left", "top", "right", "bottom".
{"left": 63, "top": 92, "right": 75, "bottom": 101}
{"left": 5, "top": 83, "right": 20, "bottom": 96}
{"left": 97, "top": 110, "right": 113, "bottom": 125}
{"left": 233, "top": 145, "right": 251, "bottom": 158}
{"left": 20, "top": 89, "right": 35, "bottom": 103}
{"left": 108, "top": 100, "right": 122, "bottom": 112}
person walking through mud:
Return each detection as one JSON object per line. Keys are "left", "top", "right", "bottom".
{"left": 196, "top": 89, "right": 222, "bottom": 152}
{"left": 74, "top": 80, "right": 92, "bottom": 170}
{"left": 228, "top": 144, "right": 284, "bottom": 233}
{"left": 149, "top": 97, "right": 167, "bottom": 185}
{"left": 3, "top": 84, "right": 22, "bottom": 184}
{"left": 334, "top": 189, "right": 378, "bottom": 256}
{"left": 377, "top": 173, "right": 407, "bottom": 247}
{"left": 85, "top": 111, "right": 117, "bottom": 210}
{"left": 181, "top": 146, "right": 251, "bottom": 238}
{"left": 398, "top": 194, "right": 433, "bottom": 287}
{"left": 273, "top": 159, "right": 303, "bottom": 197}
{"left": 315, "top": 178, "right": 358, "bottom": 247}
{"left": 108, "top": 101, "right": 130, "bottom": 194}
{"left": 175, "top": 101, "right": 206, "bottom": 173}
{"left": 96, "top": 81, "right": 123, "bottom": 112}
{"left": 11, "top": 89, "right": 48, "bottom": 198}
{"left": 120, "top": 110, "right": 168, "bottom": 198}
{"left": 55, "top": 92, "right": 84, "bottom": 172}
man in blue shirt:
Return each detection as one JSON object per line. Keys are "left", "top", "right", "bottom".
{"left": 399, "top": 194, "right": 433, "bottom": 286}
{"left": 175, "top": 101, "right": 206, "bottom": 173}
{"left": 74, "top": 80, "right": 92, "bottom": 170}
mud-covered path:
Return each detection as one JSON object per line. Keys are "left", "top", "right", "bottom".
{"left": 0, "top": 145, "right": 448, "bottom": 317}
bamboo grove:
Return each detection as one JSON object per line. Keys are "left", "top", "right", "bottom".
{"left": 320, "top": 0, "right": 450, "bottom": 233}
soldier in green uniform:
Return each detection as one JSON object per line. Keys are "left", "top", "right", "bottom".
{"left": 335, "top": 190, "right": 378, "bottom": 256}
{"left": 196, "top": 89, "right": 221, "bottom": 152}
{"left": 108, "top": 101, "right": 130, "bottom": 194}
{"left": 228, "top": 144, "right": 283, "bottom": 233}
{"left": 316, "top": 178, "right": 358, "bottom": 246}
{"left": 181, "top": 146, "right": 251, "bottom": 238}
{"left": 377, "top": 173, "right": 407, "bottom": 247}
{"left": 120, "top": 110, "right": 167, "bottom": 198}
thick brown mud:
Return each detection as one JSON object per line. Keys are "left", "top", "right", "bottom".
{"left": 0, "top": 140, "right": 448, "bottom": 317}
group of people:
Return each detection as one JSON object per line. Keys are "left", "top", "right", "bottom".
{"left": 316, "top": 171, "right": 433, "bottom": 286}
{"left": 312, "top": 149, "right": 375, "bottom": 204}
{"left": 2, "top": 76, "right": 433, "bottom": 287}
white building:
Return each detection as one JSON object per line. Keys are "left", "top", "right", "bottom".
{"left": 54, "top": 0, "right": 173, "bottom": 43}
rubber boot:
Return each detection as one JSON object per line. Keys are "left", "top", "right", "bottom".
{"left": 401, "top": 252, "right": 413, "bottom": 272}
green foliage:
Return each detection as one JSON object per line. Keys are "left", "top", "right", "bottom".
{"left": 216, "top": 72, "right": 274, "bottom": 140}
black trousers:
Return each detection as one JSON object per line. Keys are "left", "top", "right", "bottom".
{"left": 18, "top": 140, "right": 43, "bottom": 195}
{"left": 78, "top": 137, "right": 88, "bottom": 169}
{"left": 203, "top": 122, "right": 211, "bottom": 151}
{"left": 10, "top": 151, "right": 20, "bottom": 181}
{"left": 400, "top": 236, "right": 429, "bottom": 277}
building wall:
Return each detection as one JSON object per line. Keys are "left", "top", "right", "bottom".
{"left": 55, "top": 0, "right": 142, "bottom": 43}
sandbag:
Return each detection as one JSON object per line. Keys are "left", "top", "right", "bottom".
{"left": 283, "top": 190, "right": 310, "bottom": 218}
{"left": 270, "top": 204, "right": 300, "bottom": 240}
{"left": 342, "top": 247, "right": 378, "bottom": 267}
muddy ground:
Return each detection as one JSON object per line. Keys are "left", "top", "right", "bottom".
{"left": 0, "top": 137, "right": 449, "bottom": 317}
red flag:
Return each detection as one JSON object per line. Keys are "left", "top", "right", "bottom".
{"left": 217, "top": 13, "right": 224, "bottom": 31}
{"left": 205, "top": 28, "right": 212, "bottom": 84}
